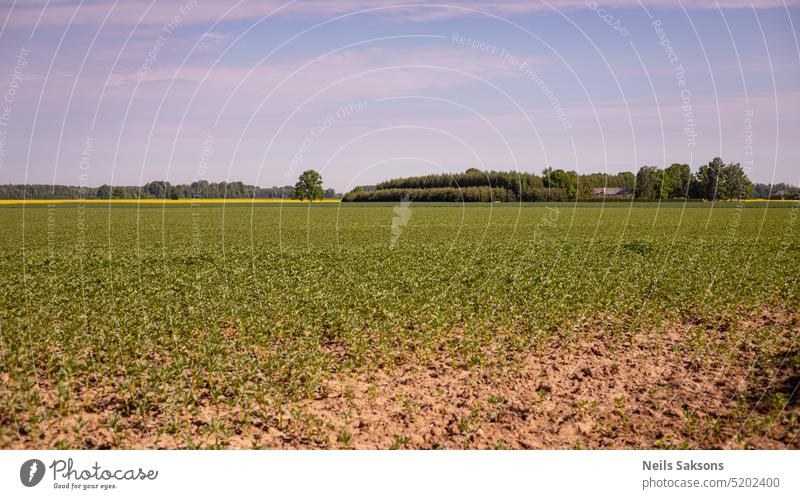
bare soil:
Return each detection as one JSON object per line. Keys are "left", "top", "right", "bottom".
{"left": 3, "top": 308, "right": 799, "bottom": 449}
{"left": 273, "top": 309, "right": 800, "bottom": 449}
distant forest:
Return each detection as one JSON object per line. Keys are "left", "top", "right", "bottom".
{"left": 343, "top": 158, "right": 799, "bottom": 202}
{"left": 0, "top": 180, "right": 340, "bottom": 200}
{"left": 2, "top": 159, "right": 797, "bottom": 203}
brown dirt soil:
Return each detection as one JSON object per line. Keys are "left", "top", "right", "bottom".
{"left": 274, "top": 310, "right": 800, "bottom": 449}
{"left": 3, "top": 308, "right": 799, "bottom": 449}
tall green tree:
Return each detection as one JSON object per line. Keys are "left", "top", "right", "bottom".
{"left": 169, "top": 185, "right": 184, "bottom": 200}
{"left": 542, "top": 167, "right": 577, "bottom": 199}
{"left": 111, "top": 186, "right": 129, "bottom": 199}
{"left": 143, "top": 180, "right": 170, "bottom": 198}
{"left": 692, "top": 158, "right": 753, "bottom": 200}
{"left": 635, "top": 166, "right": 663, "bottom": 200}
{"left": 720, "top": 162, "right": 752, "bottom": 200}
{"left": 293, "top": 170, "right": 324, "bottom": 201}
{"left": 662, "top": 163, "right": 692, "bottom": 199}
{"left": 695, "top": 157, "right": 724, "bottom": 200}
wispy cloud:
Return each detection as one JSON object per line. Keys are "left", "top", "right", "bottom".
{"left": 3, "top": 0, "right": 799, "bottom": 31}
{"left": 196, "top": 31, "right": 232, "bottom": 51}
{"left": 102, "top": 44, "right": 530, "bottom": 110}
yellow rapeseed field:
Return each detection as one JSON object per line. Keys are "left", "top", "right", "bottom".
{"left": 0, "top": 198, "right": 341, "bottom": 205}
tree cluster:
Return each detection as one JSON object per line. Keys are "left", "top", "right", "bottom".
{"left": 343, "top": 158, "right": 774, "bottom": 202}
{"left": 0, "top": 180, "right": 339, "bottom": 200}
{"left": 751, "top": 182, "right": 799, "bottom": 200}
{"left": 342, "top": 186, "right": 518, "bottom": 203}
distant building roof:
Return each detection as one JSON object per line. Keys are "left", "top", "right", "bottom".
{"left": 592, "top": 187, "right": 633, "bottom": 196}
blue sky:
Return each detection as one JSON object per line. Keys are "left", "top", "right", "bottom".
{"left": 0, "top": 0, "right": 798, "bottom": 191}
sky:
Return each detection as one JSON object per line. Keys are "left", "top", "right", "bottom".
{"left": 0, "top": 0, "right": 798, "bottom": 192}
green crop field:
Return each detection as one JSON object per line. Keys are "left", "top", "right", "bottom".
{"left": 1, "top": 202, "right": 798, "bottom": 449}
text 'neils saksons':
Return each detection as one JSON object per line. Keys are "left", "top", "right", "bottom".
{"left": 643, "top": 460, "right": 724, "bottom": 471}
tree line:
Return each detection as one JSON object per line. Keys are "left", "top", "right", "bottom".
{"left": 343, "top": 158, "right": 796, "bottom": 202}
{"left": 344, "top": 186, "right": 518, "bottom": 203}
{"left": 0, "top": 180, "right": 340, "bottom": 200}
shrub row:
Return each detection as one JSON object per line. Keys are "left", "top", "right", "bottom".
{"left": 342, "top": 186, "right": 571, "bottom": 202}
